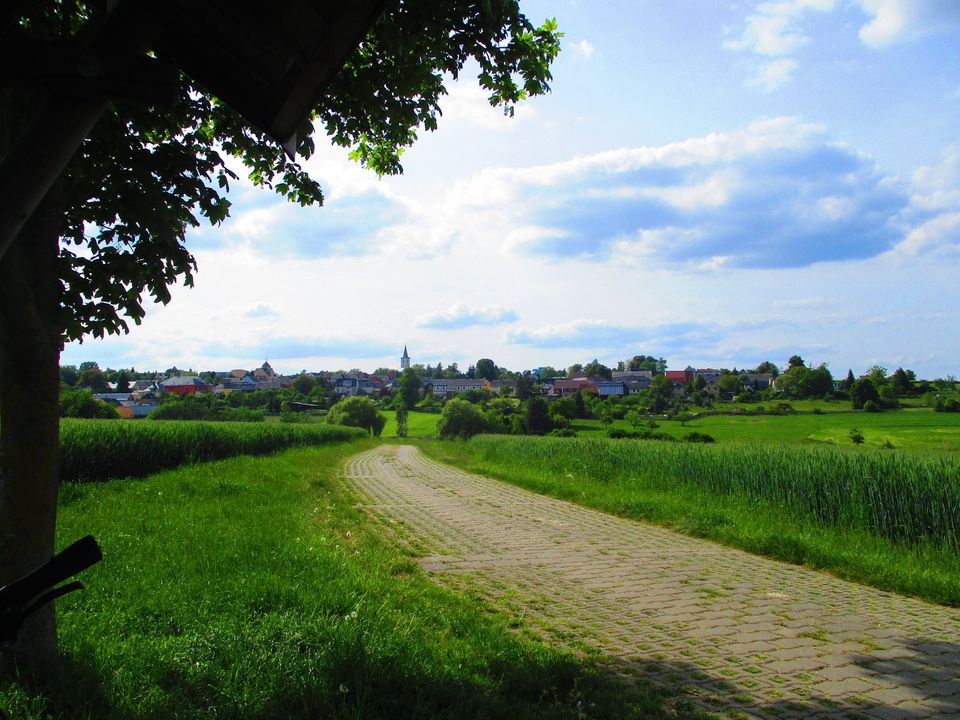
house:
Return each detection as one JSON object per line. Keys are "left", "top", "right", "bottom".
{"left": 739, "top": 373, "right": 774, "bottom": 390}
{"left": 597, "top": 381, "right": 626, "bottom": 397}
{"left": 160, "top": 376, "right": 213, "bottom": 396}
{"left": 612, "top": 370, "right": 653, "bottom": 382}
{"left": 252, "top": 360, "right": 276, "bottom": 381}
{"left": 665, "top": 368, "right": 694, "bottom": 385}
{"left": 332, "top": 374, "right": 380, "bottom": 397}
{"left": 696, "top": 368, "right": 722, "bottom": 382}
{"left": 489, "top": 379, "right": 517, "bottom": 394}
{"left": 549, "top": 378, "right": 598, "bottom": 397}
{"left": 428, "top": 378, "right": 488, "bottom": 399}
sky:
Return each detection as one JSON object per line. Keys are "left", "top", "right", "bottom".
{"left": 62, "top": 0, "right": 960, "bottom": 378}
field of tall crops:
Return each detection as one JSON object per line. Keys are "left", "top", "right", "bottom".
{"left": 60, "top": 419, "right": 367, "bottom": 482}
{"left": 466, "top": 436, "right": 960, "bottom": 551}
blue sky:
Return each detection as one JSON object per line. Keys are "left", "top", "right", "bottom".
{"left": 63, "top": 0, "right": 960, "bottom": 378}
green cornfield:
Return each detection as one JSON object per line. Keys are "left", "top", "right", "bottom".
{"left": 60, "top": 419, "right": 367, "bottom": 483}
{"left": 467, "top": 436, "right": 960, "bottom": 552}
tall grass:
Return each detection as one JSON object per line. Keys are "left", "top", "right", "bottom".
{"left": 465, "top": 436, "right": 960, "bottom": 552}
{"left": 60, "top": 419, "right": 366, "bottom": 482}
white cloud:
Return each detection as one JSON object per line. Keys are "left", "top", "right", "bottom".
{"left": 725, "top": 0, "right": 836, "bottom": 56}
{"left": 911, "top": 145, "right": 960, "bottom": 211}
{"left": 416, "top": 303, "right": 518, "bottom": 329}
{"left": 439, "top": 117, "right": 906, "bottom": 269}
{"left": 569, "top": 39, "right": 595, "bottom": 60}
{"left": 893, "top": 212, "right": 960, "bottom": 256}
{"left": 857, "top": 0, "right": 960, "bottom": 47}
{"left": 439, "top": 83, "right": 535, "bottom": 131}
{"left": 750, "top": 58, "right": 799, "bottom": 91}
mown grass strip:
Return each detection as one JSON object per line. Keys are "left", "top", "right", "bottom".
{"left": 60, "top": 419, "right": 367, "bottom": 482}
{"left": 2, "top": 442, "right": 694, "bottom": 719}
{"left": 419, "top": 436, "right": 960, "bottom": 606}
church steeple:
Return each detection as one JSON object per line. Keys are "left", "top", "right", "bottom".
{"left": 401, "top": 345, "right": 410, "bottom": 370}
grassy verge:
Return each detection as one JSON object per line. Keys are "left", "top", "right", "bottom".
{"left": 419, "top": 437, "right": 960, "bottom": 606}
{"left": 380, "top": 409, "right": 440, "bottom": 439}
{"left": 60, "top": 419, "right": 366, "bottom": 482}
{"left": 2, "top": 441, "right": 688, "bottom": 719}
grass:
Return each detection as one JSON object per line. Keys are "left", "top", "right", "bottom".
{"left": 60, "top": 419, "right": 366, "bottom": 482}
{"left": 419, "top": 436, "right": 960, "bottom": 606}
{"left": 572, "top": 406, "right": 960, "bottom": 452}
{"left": 1, "top": 441, "right": 691, "bottom": 719}
{"left": 381, "top": 409, "right": 441, "bottom": 439}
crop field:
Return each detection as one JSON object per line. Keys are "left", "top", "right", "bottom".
{"left": 422, "top": 435, "right": 960, "bottom": 605}
{"left": 60, "top": 418, "right": 366, "bottom": 482}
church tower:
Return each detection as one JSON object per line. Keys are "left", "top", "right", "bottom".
{"left": 401, "top": 345, "right": 410, "bottom": 370}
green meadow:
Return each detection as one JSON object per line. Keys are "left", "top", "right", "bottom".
{"left": 2, "top": 438, "right": 682, "bottom": 720}
{"left": 568, "top": 406, "right": 960, "bottom": 452}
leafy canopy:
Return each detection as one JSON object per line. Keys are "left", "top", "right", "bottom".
{"left": 17, "top": 1, "right": 561, "bottom": 343}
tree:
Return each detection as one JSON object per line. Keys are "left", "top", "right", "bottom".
{"left": 523, "top": 396, "right": 553, "bottom": 435}
{"left": 515, "top": 372, "right": 534, "bottom": 401}
{"left": 1, "top": 1, "right": 561, "bottom": 668}
{"left": 650, "top": 374, "right": 674, "bottom": 401}
{"left": 753, "top": 360, "right": 779, "bottom": 377}
{"left": 628, "top": 355, "right": 667, "bottom": 374}
{"left": 717, "top": 374, "right": 743, "bottom": 395}
{"left": 475, "top": 358, "right": 498, "bottom": 381}
{"left": 114, "top": 369, "right": 131, "bottom": 392}
{"left": 537, "top": 366, "right": 559, "bottom": 380}
{"left": 891, "top": 367, "right": 914, "bottom": 396}
{"left": 291, "top": 374, "right": 317, "bottom": 396}
{"left": 849, "top": 428, "right": 865, "bottom": 445}
{"left": 843, "top": 369, "right": 856, "bottom": 391}
{"left": 787, "top": 355, "right": 805, "bottom": 369}
{"left": 866, "top": 365, "right": 889, "bottom": 387}
{"left": 436, "top": 398, "right": 489, "bottom": 440}
{"left": 850, "top": 378, "right": 881, "bottom": 410}
{"left": 566, "top": 363, "right": 584, "bottom": 378}
{"left": 395, "top": 403, "right": 409, "bottom": 439}
{"left": 583, "top": 358, "right": 613, "bottom": 380}
{"left": 796, "top": 364, "right": 833, "bottom": 399}
{"left": 396, "top": 367, "right": 422, "bottom": 409}
{"left": 79, "top": 367, "right": 109, "bottom": 392}
{"left": 327, "top": 396, "right": 386, "bottom": 437}
{"left": 59, "top": 364, "right": 79, "bottom": 387}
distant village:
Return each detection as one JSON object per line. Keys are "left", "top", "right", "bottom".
{"left": 69, "top": 345, "right": 794, "bottom": 419}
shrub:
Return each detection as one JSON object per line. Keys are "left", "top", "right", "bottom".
{"left": 863, "top": 400, "right": 881, "bottom": 413}
{"left": 849, "top": 428, "right": 865, "bottom": 445}
{"left": 437, "top": 398, "right": 489, "bottom": 440}
{"left": 548, "top": 428, "right": 577, "bottom": 437}
{"left": 327, "top": 396, "right": 386, "bottom": 436}
{"left": 59, "top": 388, "right": 120, "bottom": 419}
{"left": 684, "top": 432, "right": 715, "bottom": 443}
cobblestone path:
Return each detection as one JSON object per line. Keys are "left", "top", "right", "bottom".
{"left": 342, "top": 445, "right": 960, "bottom": 719}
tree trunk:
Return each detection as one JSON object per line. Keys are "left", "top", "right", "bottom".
{"left": 0, "top": 179, "right": 65, "bottom": 674}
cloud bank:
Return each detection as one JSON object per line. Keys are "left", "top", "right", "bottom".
{"left": 471, "top": 117, "right": 909, "bottom": 269}
{"left": 417, "top": 303, "right": 519, "bottom": 329}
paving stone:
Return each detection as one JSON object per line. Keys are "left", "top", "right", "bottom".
{"left": 344, "top": 446, "right": 960, "bottom": 720}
